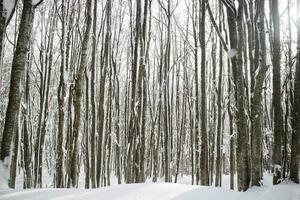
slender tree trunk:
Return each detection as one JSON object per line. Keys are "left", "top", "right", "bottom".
{"left": 113, "top": 58, "right": 121, "bottom": 184}
{"left": 23, "top": 68, "right": 32, "bottom": 188}
{"left": 215, "top": 3, "right": 223, "bottom": 187}
{"left": 139, "top": 0, "right": 149, "bottom": 183}
{"left": 192, "top": 0, "right": 200, "bottom": 185}
{"left": 55, "top": 0, "right": 66, "bottom": 189}
{"left": 96, "top": 0, "right": 110, "bottom": 187}
{"left": 90, "top": 0, "right": 97, "bottom": 188}
{"left": 290, "top": 0, "right": 300, "bottom": 184}
{"left": 0, "top": 1, "right": 6, "bottom": 66}
{"left": 228, "top": 63, "right": 235, "bottom": 190}
{"left": 200, "top": 0, "right": 209, "bottom": 186}
{"left": 126, "top": 0, "right": 141, "bottom": 183}
{"left": 9, "top": 125, "right": 19, "bottom": 188}
{"left": 84, "top": 70, "right": 90, "bottom": 189}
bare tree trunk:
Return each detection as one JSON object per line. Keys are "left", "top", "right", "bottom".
{"left": 0, "top": 1, "right": 6, "bottom": 66}
{"left": 215, "top": 43, "right": 223, "bottom": 187}
{"left": 153, "top": 34, "right": 164, "bottom": 182}
{"left": 84, "top": 70, "right": 90, "bottom": 189}
{"left": 228, "top": 63, "right": 235, "bottom": 190}
{"left": 271, "top": 0, "right": 283, "bottom": 185}
{"left": 23, "top": 68, "right": 32, "bottom": 188}
{"left": 56, "top": 0, "right": 66, "bottom": 188}
{"left": 90, "top": 0, "right": 97, "bottom": 188}
{"left": 70, "top": 0, "right": 92, "bottom": 187}
{"left": 106, "top": 69, "right": 112, "bottom": 186}
{"left": 215, "top": 3, "right": 223, "bottom": 187}
{"left": 192, "top": 0, "right": 200, "bottom": 185}
{"left": 96, "top": 0, "right": 110, "bottom": 187}
{"left": 251, "top": 0, "right": 267, "bottom": 186}
{"left": 290, "top": 0, "right": 300, "bottom": 184}
{"left": 112, "top": 58, "right": 121, "bottom": 184}
{"left": 126, "top": 0, "right": 141, "bottom": 183}
{"left": 0, "top": 0, "right": 34, "bottom": 174}
{"left": 139, "top": 0, "right": 149, "bottom": 183}
{"left": 224, "top": 0, "right": 250, "bottom": 191}
{"left": 200, "top": 0, "right": 209, "bottom": 186}
{"left": 56, "top": 37, "right": 65, "bottom": 188}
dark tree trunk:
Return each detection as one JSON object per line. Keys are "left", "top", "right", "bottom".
{"left": 70, "top": 0, "right": 92, "bottom": 187}
{"left": 0, "top": 1, "right": 6, "bottom": 65}
{"left": 90, "top": 0, "right": 97, "bottom": 188}
{"left": 23, "top": 69, "right": 32, "bottom": 188}
{"left": 215, "top": 3, "right": 224, "bottom": 187}
{"left": 96, "top": 0, "right": 110, "bottom": 187}
{"left": 224, "top": 0, "right": 250, "bottom": 191}
{"left": 126, "top": 0, "right": 141, "bottom": 183}
{"left": 271, "top": 0, "right": 283, "bottom": 185}
{"left": 84, "top": 70, "right": 90, "bottom": 189}
{"left": 200, "top": 0, "right": 209, "bottom": 186}
{"left": 251, "top": 0, "right": 267, "bottom": 186}
{"left": 0, "top": 0, "right": 34, "bottom": 171}
{"left": 56, "top": 0, "right": 66, "bottom": 189}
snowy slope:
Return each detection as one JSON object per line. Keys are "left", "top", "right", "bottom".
{"left": 0, "top": 180, "right": 299, "bottom": 200}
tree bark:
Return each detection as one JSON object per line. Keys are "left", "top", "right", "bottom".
{"left": 290, "top": 0, "right": 300, "bottom": 184}
{"left": 271, "top": 0, "right": 283, "bottom": 185}
{"left": 126, "top": 0, "right": 141, "bottom": 183}
{"left": 215, "top": 3, "right": 223, "bottom": 187}
{"left": 224, "top": 0, "right": 250, "bottom": 191}
{"left": 70, "top": 0, "right": 92, "bottom": 187}
{"left": 200, "top": 0, "right": 209, "bottom": 186}
{"left": 22, "top": 69, "right": 32, "bottom": 188}
{"left": 0, "top": 0, "right": 34, "bottom": 170}
{"left": 90, "top": 0, "right": 97, "bottom": 188}
{"left": 96, "top": 0, "right": 110, "bottom": 187}
{"left": 251, "top": 0, "right": 267, "bottom": 186}
{"left": 56, "top": 0, "right": 67, "bottom": 188}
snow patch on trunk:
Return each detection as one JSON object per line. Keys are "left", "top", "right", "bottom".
{"left": 0, "top": 159, "right": 10, "bottom": 189}
{"left": 227, "top": 49, "right": 237, "bottom": 58}
{"left": 3, "top": 0, "right": 15, "bottom": 20}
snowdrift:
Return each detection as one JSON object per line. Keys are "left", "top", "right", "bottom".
{"left": 0, "top": 181, "right": 299, "bottom": 200}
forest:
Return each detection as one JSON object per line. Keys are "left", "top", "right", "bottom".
{"left": 0, "top": 0, "right": 300, "bottom": 199}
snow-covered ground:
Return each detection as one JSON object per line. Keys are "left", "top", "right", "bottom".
{"left": 1, "top": 173, "right": 300, "bottom": 200}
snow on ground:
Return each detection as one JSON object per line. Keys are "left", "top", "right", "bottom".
{"left": 0, "top": 174, "right": 299, "bottom": 200}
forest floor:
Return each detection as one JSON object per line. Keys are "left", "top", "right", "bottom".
{"left": 0, "top": 173, "right": 299, "bottom": 200}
